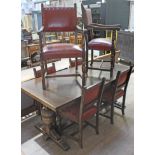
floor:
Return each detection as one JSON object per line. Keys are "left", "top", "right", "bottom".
{"left": 21, "top": 59, "right": 134, "bottom": 155}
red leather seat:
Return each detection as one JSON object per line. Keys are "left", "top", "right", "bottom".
{"left": 42, "top": 43, "right": 83, "bottom": 60}
{"left": 88, "top": 38, "right": 112, "bottom": 51}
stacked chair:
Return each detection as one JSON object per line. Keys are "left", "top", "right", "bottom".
{"left": 81, "top": 4, "right": 120, "bottom": 78}
{"left": 38, "top": 3, "right": 86, "bottom": 90}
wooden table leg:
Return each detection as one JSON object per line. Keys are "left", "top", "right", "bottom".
{"left": 35, "top": 108, "right": 70, "bottom": 151}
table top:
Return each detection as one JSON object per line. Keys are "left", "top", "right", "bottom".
{"left": 21, "top": 62, "right": 129, "bottom": 112}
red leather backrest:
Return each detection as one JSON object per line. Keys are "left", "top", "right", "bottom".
{"left": 83, "top": 82, "right": 102, "bottom": 105}
{"left": 117, "top": 70, "right": 129, "bottom": 88}
{"left": 81, "top": 4, "right": 92, "bottom": 27}
{"left": 42, "top": 4, "right": 77, "bottom": 32}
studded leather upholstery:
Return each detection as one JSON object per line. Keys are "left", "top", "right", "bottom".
{"left": 42, "top": 6, "right": 77, "bottom": 32}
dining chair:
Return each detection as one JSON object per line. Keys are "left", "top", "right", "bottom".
{"left": 100, "top": 65, "right": 133, "bottom": 124}
{"left": 33, "top": 63, "right": 56, "bottom": 115}
{"left": 38, "top": 3, "right": 86, "bottom": 90}
{"left": 81, "top": 4, "right": 120, "bottom": 78}
{"left": 58, "top": 78, "right": 106, "bottom": 148}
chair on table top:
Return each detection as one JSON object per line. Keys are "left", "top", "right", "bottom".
{"left": 99, "top": 65, "right": 133, "bottom": 124}
{"left": 81, "top": 4, "right": 120, "bottom": 78}
{"left": 38, "top": 3, "right": 86, "bottom": 90}
{"left": 57, "top": 78, "right": 106, "bottom": 148}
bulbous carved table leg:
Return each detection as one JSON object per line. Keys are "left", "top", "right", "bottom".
{"left": 35, "top": 108, "right": 70, "bottom": 151}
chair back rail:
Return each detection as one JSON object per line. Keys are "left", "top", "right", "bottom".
{"left": 79, "top": 78, "right": 106, "bottom": 120}
{"left": 42, "top": 4, "right": 77, "bottom": 32}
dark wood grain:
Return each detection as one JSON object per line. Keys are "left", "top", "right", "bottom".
{"left": 21, "top": 62, "right": 129, "bottom": 112}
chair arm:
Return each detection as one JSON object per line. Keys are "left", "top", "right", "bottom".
{"left": 87, "top": 23, "right": 120, "bottom": 31}
{"left": 37, "top": 26, "right": 44, "bottom": 35}
{"left": 76, "top": 25, "right": 88, "bottom": 34}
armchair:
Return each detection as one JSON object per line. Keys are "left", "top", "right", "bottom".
{"left": 38, "top": 4, "right": 86, "bottom": 90}
{"left": 81, "top": 4, "right": 120, "bottom": 78}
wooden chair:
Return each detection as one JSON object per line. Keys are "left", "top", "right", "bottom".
{"left": 38, "top": 4, "right": 86, "bottom": 90}
{"left": 58, "top": 78, "right": 106, "bottom": 148}
{"left": 100, "top": 65, "right": 133, "bottom": 124}
{"left": 81, "top": 4, "right": 120, "bottom": 78}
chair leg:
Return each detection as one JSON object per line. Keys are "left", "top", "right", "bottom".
{"left": 110, "top": 103, "right": 114, "bottom": 124}
{"left": 75, "top": 58, "right": 78, "bottom": 72}
{"left": 40, "top": 61, "right": 46, "bottom": 90}
{"left": 122, "top": 94, "right": 126, "bottom": 115}
{"left": 86, "top": 47, "right": 89, "bottom": 73}
{"left": 90, "top": 49, "right": 93, "bottom": 66}
{"left": 110, "top": 48, "right": 116, "bottom": 78}
{"left": 79, "top": 121, "right": 83, "bottom": 148}
{"left": 96, "top": 112, "right": 99, "bottom": 134}
{"left": 82, "top": 60, "right": 86, "bottom": 86}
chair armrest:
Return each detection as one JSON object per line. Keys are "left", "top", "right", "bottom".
{"left": 37, "top": 26, "right": 44, "bottom": 35}
{"left": 76, "top": 25, "right": 88, "bottom": 34}
{"left": 88, "top": 23, "right": 120, "bottom": 31}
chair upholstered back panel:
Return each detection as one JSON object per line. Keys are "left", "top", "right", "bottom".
{"left": 101, "top": 80, "right": 117, "bottom": 103}
{"left": 81, "top": 4, "right": 92, "bottom": 27}
{"left": 42, "top": 4, "right": 77, "bottom": 32}
{"left": 83, "top": 81, "right": 103, "bottom": 106}
{"left": 117, "top": 70, "right": 130, "bottom": 89}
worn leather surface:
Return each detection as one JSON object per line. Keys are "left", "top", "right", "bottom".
{"left": 59, "top": 102, "right": 97, "bottom": 122}
{"left": 42, "top": 43, "right": 83, "bottom": 60}
{"left": 42, "top": 6, "right": 77, "bottom": 32}
{"left": 82, "top": 6, "right": 93, "bottom": 27}
{"left": 88, "top": 38, "right": 112, "bottom": 51}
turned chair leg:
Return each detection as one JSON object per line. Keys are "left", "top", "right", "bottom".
{"left": 90, "top": 49, "right": 94, "bottom": 66}
{"left": 110, "top": 103, "right": 114, "bottom": 124}
{"left": 79, "top": 121, "right": 83, "bottom": 148}
{"left": 96, "top": 112, "right": 99, "bottom": 134}
{"left": 122, "top": 94, "right": 126, "bottom": 115}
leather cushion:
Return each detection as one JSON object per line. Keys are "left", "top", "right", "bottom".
{"left": 42, "top": 43, "right": 83, "bottom": 60}
{"left": 88, "top": 38, "right": 112, "bottom": 51}
{"left": 59, "top": 102, "right": 97, "bottom": 122}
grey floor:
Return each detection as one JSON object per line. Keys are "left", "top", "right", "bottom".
{"left": 21, "top": 62, "right": 134, "bottom": 155}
